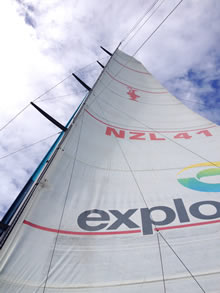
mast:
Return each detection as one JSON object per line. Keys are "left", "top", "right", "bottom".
{"left": 0, "top": 47, "right": 220, "bottom": 293}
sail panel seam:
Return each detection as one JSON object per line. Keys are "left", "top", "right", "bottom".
{"left": 106, "top": 71, "right": 168, "bottom": 94}
{"left": 1, "top": 270, "right": 219, "bottom": 289}
{"left": 112, "top": 58, "right": 150, "bottom": 74}
{"left": 97, "top": 83, "right": 182, "bottom": 104}
{"left": 85, "top": 109, "right": 216, "bottom": 133}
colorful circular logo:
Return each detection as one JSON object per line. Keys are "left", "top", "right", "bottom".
{"left": 177, "top": 162, "right": 220, "bottom": 192}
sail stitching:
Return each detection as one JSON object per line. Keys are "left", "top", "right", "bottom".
{"left": 106, "top": 70, "right": 168, "bottom": 94}
{"left": 2, "top": 270, "right": 217, "bottom": 289}
{"left": 97, "top": 82, "right": 182, "bottom": 104}
{"left": 112, "top": 58, "right": 150, "bottom": 74}
{"left": 76, "top": 159, "right": 208, "bottom": 172}
{"left": 85, "top": 108, "right": 216, "bottom": 133}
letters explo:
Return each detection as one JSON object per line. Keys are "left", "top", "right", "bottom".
{"left": 77, "top": 198, "right": 220, "bottom": 235}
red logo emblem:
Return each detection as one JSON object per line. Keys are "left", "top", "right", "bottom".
{"left": 127, "top": 87, "right": 140, "bottom": 102}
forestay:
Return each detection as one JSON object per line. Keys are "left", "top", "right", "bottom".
{"left": 0, "top": 49, "right": 220, "bottom": 292}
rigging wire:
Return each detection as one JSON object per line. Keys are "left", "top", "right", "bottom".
{"left": 120, "top": 0, "right": 212, "bottom": 115}
{"left": 73, "top": 0, "right": 183, "bottom": 111}
{"left": 0, "top": 132, "right": 60, "bottom": 161}
{"left": 121, "top": 0, "right": 161, "bottom": 44}
{"left": 0, "top": 58, "right": 105, "bottom": 134}
{"left": 37, "top": 91, "right": 87, "bottom": 103}
{"left": 120, "top": 0, "right": 212, "bottom": 117}
{"left": 90, "top": 1, "right": 184, "bottom": 110}
{"left": 0, "top": 93, "right": 86, "bottom": 160}
{"left": 0, "top": 74, "right": 72, "bottom": 133}
{"left": 0, "top": 104, "right": 30, "bottom": 133}
{"left": 122, "top": 0, "right": 166, "bottom": 49}
{"left": 132, "top": 0, "right": 184, "bottom": 56}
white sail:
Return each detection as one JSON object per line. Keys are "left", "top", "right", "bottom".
{"left": 0, "top": 49, "right": 220, "bottom": 292}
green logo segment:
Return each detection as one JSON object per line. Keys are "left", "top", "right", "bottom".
{"left": 177, "top": 162, "right": 220, "bottom": 192}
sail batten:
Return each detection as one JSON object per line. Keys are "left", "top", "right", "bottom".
{"left": 0, "top": 48, "right": 220, "bottom": 292}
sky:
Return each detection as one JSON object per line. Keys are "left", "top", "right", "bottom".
{"left": 0, "top": 0, "right": 220, "bottom": 218}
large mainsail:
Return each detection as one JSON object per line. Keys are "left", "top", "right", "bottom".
{"left": 0, "top": 48, "right": 220, "bottom": 292}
